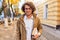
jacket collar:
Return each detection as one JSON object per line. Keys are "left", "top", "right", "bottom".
{"left": 20, "top": 13, "right": 36, "bottom": 21}
{"left": 24, "top": 15, "right": 33, "bottom": 20}
{"left": 20, "top": 13, "right": 37, "bottom": 28}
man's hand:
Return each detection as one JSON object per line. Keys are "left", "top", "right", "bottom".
{"left": 32, "top": 32, "right": 41, "bottom": 39}
{"left": 32, "top": 34, "right": 40, "bottom": 39}
{"left": 33, "top": 34, "right": 39, "bottom": 39}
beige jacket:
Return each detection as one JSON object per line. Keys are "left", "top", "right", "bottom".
{"left": 17, "top": 13, "right": 42, "bottom": 40}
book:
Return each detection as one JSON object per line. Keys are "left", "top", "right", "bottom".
{"left": 32, "top": 28, "right": 38, "bottom": 36}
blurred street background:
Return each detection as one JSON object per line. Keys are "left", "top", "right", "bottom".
{"left": 0, "top": 0, "right": 60, "bottom": 40}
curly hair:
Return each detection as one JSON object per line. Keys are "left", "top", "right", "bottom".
{"left": 21, "top": 2, "right": 36, "bottom": 13}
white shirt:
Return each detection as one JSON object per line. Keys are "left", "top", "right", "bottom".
{"left": 24, "top": 15, "right": 33, "bottom": 40}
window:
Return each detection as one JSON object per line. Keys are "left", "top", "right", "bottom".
{"left": 43, "top": 4, "right": 48, "bottom": 19}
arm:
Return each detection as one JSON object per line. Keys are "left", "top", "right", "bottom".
{"left": 17, "top": 20, "right": 21, "bottom": 40}
{"left": 32, "top": 18, "right": 42, "bottom": 39}
{"left": 37, "top": 18, "right": 42, "bottom": 36}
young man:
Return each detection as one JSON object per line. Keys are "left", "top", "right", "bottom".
{"left": 17, "top": 2, "right": 42, "bottom": 40}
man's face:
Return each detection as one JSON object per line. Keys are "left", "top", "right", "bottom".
{"left": 24, "top": 5, "right": 32, "bottom": 16}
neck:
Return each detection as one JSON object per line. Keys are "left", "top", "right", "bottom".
{"left": 26, "top": 14, "right": 33, "bottom": 19}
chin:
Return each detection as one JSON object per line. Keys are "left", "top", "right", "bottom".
{"left": 26, "top": 14, "right": 30, "bottom": 16}
{"left": 26, "top": 13, "right": 31, "bottom": 15}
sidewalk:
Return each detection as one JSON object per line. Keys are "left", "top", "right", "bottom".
{"left": 0, "top": 22, "right": 60, "bottom": 40}
{"left": 40, "top": 25, "right": 60, "bottom": 40}
{"left": 0, "top": 21, "right": 18, "bottom": 40}
{"left": 39, "top": 35, "right": 47, "bottom": 40}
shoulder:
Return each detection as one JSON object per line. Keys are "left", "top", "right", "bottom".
{"left": 35, "top": 16, "right": 40, "bottom": 21}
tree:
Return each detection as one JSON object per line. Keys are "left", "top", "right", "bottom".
{"left": 0, "top": 7, "right": 3, "bottom": 15}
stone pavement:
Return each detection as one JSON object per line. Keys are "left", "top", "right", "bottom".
{"left": 0, "top": 21, "right": 60, "bottom": 40}
{"left": 0, "top": 21, "right": 19, "bottom": 40}
{"left": 38, "top": 35, "right": 47, "bottom": 40}
{"left": 0, "top": 21, "right": 48, "bottom": 40}
{"left": 40, "top": 25, "right": 60, "bottom": 40}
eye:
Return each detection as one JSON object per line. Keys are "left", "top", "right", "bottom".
{"left": 25, "top": 8, "right": 32, "bottom": 10}
{"left": 25, "top": 8, "right": 28, "bottom": 10}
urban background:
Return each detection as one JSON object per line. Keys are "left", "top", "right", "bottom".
{"left": 0, "top": 0, "right": 60, "bottom": 40}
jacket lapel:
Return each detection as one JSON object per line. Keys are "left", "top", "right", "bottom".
{"left": 20, "top": 13, "right": 37, "bottom": 33}
{"left": 20, "top": 15, "right": 26, "bottom": 33}
{"left": 33, "top": 13, "right": 37, "bottom": 28}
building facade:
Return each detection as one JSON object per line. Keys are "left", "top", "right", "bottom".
{"left": 37, "top": 0, "right": 60, "bottom": 29}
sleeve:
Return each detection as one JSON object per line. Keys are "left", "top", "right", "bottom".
{"left": 17, "top": 19, "right": 21, "bottom": 40}
{"left": 37, "top": 18, "right": 43, "bottom": 36}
